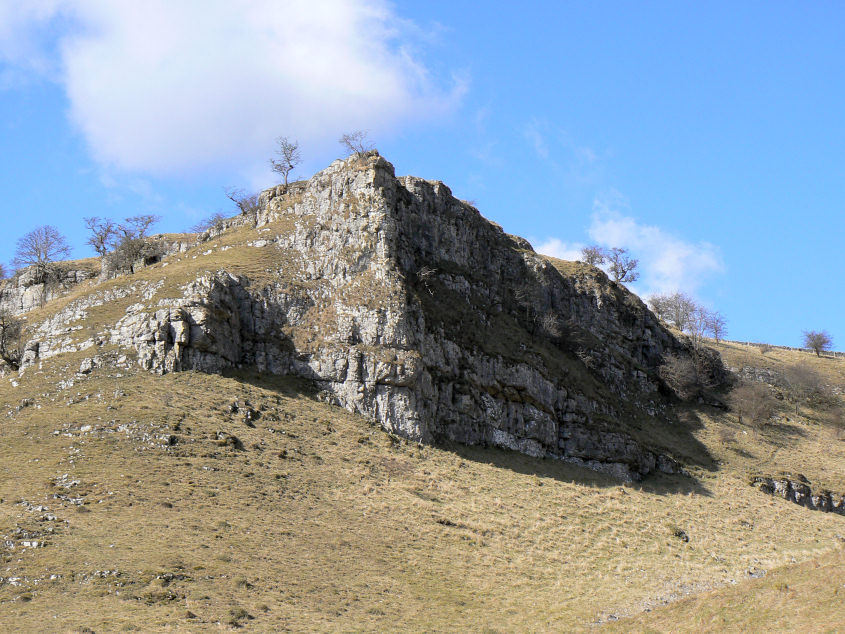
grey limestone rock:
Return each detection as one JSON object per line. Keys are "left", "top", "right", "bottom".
{"left": 752, "top": 475, "right": 845, "bottom": 515}
{"left": 0, "top": 267, "right": 97, "bottom": 316}
{"left": 25, "top": 153, "right": 728, "bottom": 481}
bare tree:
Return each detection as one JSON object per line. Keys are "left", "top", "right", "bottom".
{"left": 649, "top": 292, "right": 724, "bottom": 344}
{"left": 225, "top": 188, "right": 261, "bottom": 216}
{"left": 104, "top": 238, "right": 165, "bottom": 275}
{"left": 103, "top": 215, "right": 162, "bottom": 275}
{"left": 118, "top": 215, "right": 160, "bottom": 240}
{"left": 12, "top": 225, "right": 71, "bottom": 280}
{"left": 540, "top": 311, "right": 562, "bottom": 338}
{"left": 688, "top": 306, "right": 709, "bottom": 351}
{"left": 339, "top": 130, "right": 374, "bottom": 156}
{"left": 580, "top": 245, "right": 606, "bottom": 267}
{"left": 728, "top": 382, "right": 776, "bottom": 428}
{"left": 665, "top": 292, "right": 697, "bottom": 331}
{"left": 417, "top": 265, "right": 437, "bottom": 295}
{"left": 606, "top": 247, "right": 639, "bottom": 283}
{"left": 270, "top": 136, "right": 302, "bottom": 189}
{"left": 191, "top": 212, "right": 228, "bottom": 233}
{"left": 659, "top": 353, "right": 699, "bottom": 400}
{"left": 0, "top": 309, "right": 24, "bottom": 370}
{"left": 803, "top": 330, "right": 833, "bottom": 357}
{"left": 0, "top": 263, "right": 6, "bottom": 280}
{"left": 705, "top": 310, "right": 727, "bottom": 342}
{"left": 647, "top": 294, "right": 671, "bottom": 322}
{"left": 783, "top": 363, "right": 825, "bottom": 414}
{"left": 84, "top": 217, "right": 120, "bottom": 256}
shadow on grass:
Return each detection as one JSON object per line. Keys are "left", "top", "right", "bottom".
{"left": 225, "top": 367, "right": 715, "bottom": 497}
{"left": 441, "top": 440, "right": 713, "bottom": 497}
{"left": 752, "top": 421, "right": 810, "bottom": 450}
{"left": 729, "top": 446, "right": 757, "bottom": 459}
{"left": 222, "top": 368, "right": 318, "bottom": 399}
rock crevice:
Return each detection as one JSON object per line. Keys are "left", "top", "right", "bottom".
{"left": 23, "top": 152, "right": 726, "bottom": 481}
{"left": 752, "top": 475, "right": 845, "bottom": 515}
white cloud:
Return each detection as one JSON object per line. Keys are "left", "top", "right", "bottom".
{"left": 521, "top": 118, "right": 600, "bottom": 186}
{"left": 0, "top": 1, "right": 68, "bottom": 85}
{"left": 524, "top": 119, "right": 549, "bottom": 159}
{"left": 536, "top": 191, "right": 724, "bottom": 297}
{"left": 0, "top": 0, "right": 465, "bottom": 175}
{"left": 535, "top": 238, "right": 583, "bottom": 262}
{"left": 588, "top": 193, "right": 724, "bottom": 296}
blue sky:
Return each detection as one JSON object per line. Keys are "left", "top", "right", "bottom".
{"left": 0, "top": 1, "right": 842, "bottom": 349}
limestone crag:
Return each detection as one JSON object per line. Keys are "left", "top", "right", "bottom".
{"left": 752, "top": 475, "right": 845, "bottom": 515}
{"left": 0, "top": 267, "right": 97, "bottom": 316}
{"left": 23, "top": 153, "right": 726, "bottom": 480}
{"left": 0, "top": 235, "right": 197, "bottom": 318}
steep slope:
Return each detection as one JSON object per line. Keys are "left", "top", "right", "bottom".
{"left": 0, "top": 350, "right": 842, "bottom": 632}
{"left": 9, "top": 152, "right": 724, "bottom": 480}
{"left": 1, "top": 157, "right": 844, "bottom": 631}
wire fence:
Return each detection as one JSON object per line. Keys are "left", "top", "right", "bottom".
{"left": 725, "top": 340, "right": 844, "bottom": 359}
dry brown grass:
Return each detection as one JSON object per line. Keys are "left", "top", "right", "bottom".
{"left": 0, "top": 347, "right": 843, "bottom": 631}
{"left": 607, "top": 546, "right": 845, "bottom": 633}
{"left": 0, "top": 217, "right": 844, "bottom": 630}
{"left": 715, "top": 339, "right": 845, "bottom": 385}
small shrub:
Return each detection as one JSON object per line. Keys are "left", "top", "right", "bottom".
{"left": 191, "top": 212, "right": 227, "bottom": 233}
{"left": 226, "top": 188, "right": 261, "bottom": 217}
{"left": 659, "top": 353, "right": 699, "bottom": 400}
{"left": 227, "top": 606, "right": 253, "bottom": 627}
{"left": 728, "top": 383, "right": 777, "bottom": 428}
{"left": 339, "top": 130, "right": 374, "bottom": 156}
{"left": 215, "top": 432, "right": 244, "bottom": 450}
{"left": 782, "top": 362, "right": 828, "bottom": 413}
{"left": 104, "top": 237, "right": 165, "bottom": 275}
{"left": 672, "top": 527, "right": 690, "bottom": 542}
{"left": 233, "top": 576, "right": 252, "bottom": 589}
{"left": 717, "top": 428, "right": 737, "bottom": 445}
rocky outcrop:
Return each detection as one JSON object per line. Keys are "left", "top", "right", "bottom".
{"left": 752, "top": 475, "right": 845, "bottom": 515}
{"left": 23, "top": 153, "right": 727, "bottom": 480}
{"left": 0, "top": 267, "right": 97, "bottom": 316}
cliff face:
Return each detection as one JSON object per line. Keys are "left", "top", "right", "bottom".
{"left": 17, "top": 153, "right": 725, "bottom": 480}
{"left": 0, "top": 267, "right": 97, "bottom": 315}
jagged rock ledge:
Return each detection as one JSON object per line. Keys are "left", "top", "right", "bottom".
{"left": 0, "top": 267, "right": 97, "bottom": 315}
{"left": 16, "top": 152, "right": 728, "bottom": 481}
{"left": 752, "top": 475, "right": 845, "bottom": 515}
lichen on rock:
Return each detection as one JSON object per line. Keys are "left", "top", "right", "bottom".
{"left": 20, "top": 152, "right": 728, "bottom": 481}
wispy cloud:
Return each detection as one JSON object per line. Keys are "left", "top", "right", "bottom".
{"left": 522, "top": 118, "right": 601, "bottom": 184}
{"left": 524, "top": 118, "right": 549, "bottom": 159}
{"left": 467, "top": 106, "right": 504, "bottom": 167}
{"left": 0, "top": 0, "right": 465, "bottom": 176}
{"left": 537, "top": 190, "right": 725, "bottom": 298}
{"left": 535, "top": 237, "right": 583, "bottom": 262}
{"left": 589, "top": 193, "right": 724, "bottom": 296}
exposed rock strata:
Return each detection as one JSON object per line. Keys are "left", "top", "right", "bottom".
{"left": 0, "top": 267, "right": 97, "bottom": 316}
{"left": 752, "top": 475, "right": 845, "bottom": 515}
{"left": 22, "top": 153, "right": 727, "bottom": 480}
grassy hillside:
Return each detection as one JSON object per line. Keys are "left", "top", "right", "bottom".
{"left": 0, "top": 218, "right": 843, "bottom": 631}
{"left": 607, "top": 547, "right": 845, "bottom": 633}
{"left": 0, "top": 349, "right": 843, "bottom": 631}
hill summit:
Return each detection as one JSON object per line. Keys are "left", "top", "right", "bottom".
{"left": 5, "top": 152, "right": 725, "bottom": 480}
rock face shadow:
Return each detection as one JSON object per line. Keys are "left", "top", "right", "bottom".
{"left": 445, "top": 441, "right": 713, "bottom": 496}
{"left": 227, "top": 364, "right": 718, "bottom": 495}
{"left": 222, "top": 368, "right": 319, "bottom": 400}
{"left": 20, "top": 152, "right": 729, "bottom": 487}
